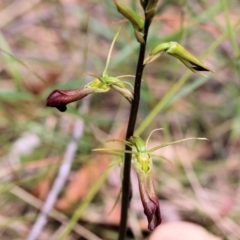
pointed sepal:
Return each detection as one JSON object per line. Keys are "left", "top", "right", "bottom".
{"left": 145, "top": 41, "right": 212, "bottom": 76}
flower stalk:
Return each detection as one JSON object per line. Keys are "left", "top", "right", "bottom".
{"left": 118, "top": 17, "right": 152, "bottom": 240}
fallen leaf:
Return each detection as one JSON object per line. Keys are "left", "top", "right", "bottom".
{"left": 55, "top": 154, "right": 110, "bottom": 211}
{"left": 55, "top": 126, "right": 126, "bottom": 211}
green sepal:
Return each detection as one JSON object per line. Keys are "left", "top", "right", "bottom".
{"left": 144, "top": 41, "right": 212, "bottom": 76}
{"left": 129, "top": 136, "right": 147, "bottom": 153}
{"left": 134, "top": 29, "right": 145, "bottom": 44}
{"left": 102, "top": 76, "right": 133, "bottom": 102}
{"left": 166, "top": 42, "right": 212, "bottom": 76}
{"left": 129, "top": 136, "right": 151, "bottom": 174}
{"left": 140, "top": 0, "right": 147, "bottom": 9}
{"left": 88, "top": 78, "right": 110, "bottom": 92}
{"left": 144, "top": 42, "right": 170, "bottom": 64}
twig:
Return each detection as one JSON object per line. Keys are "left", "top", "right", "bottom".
{"left": 26, "top": 97, "right": 91, "bottom": 240}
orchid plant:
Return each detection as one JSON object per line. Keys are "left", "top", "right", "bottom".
{"left": 46, "top": 0, "right": 212, "bottom": 239}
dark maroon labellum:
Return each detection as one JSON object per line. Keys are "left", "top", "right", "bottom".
{"left": 46, "top": 88, "right": 88, "bottom": 112}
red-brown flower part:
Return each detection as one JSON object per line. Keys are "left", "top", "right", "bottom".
{"left": 46, "top": 87, "right": 90, "bottom": 112}
{"left": 130, "top": 136, "right": 162, "bottom": 231}
{"left": 137, "top": 171, "right": 162, "bottom": 230}
{"left": 46, "top": 77, "right": 133, "bottom": 112}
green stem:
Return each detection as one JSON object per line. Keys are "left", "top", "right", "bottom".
{"left": 118, "top": 18, "right": 151, "bottom": 240}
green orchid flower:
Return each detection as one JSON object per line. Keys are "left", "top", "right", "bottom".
{"left": 94, "top": 129, "right": 207, "bottom": 230}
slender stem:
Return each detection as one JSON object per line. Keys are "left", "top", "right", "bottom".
{"left": 118, "top": 18, "right": 151, "bottom": 240}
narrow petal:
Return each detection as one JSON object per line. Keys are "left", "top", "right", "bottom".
{"left": 111, "top": 85, "right": 133, "bottom": 103}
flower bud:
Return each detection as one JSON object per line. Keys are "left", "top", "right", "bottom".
{"left": 145, "top": 0, "right": 158, "bottom": 20}
{"left": 166, "top": 42, "right": 212, "bottom": 76}
{"left": 114, "top": 1, "right": 144, "bottom": 31}
{"left": 145, "top": 41, "right": 212, "bottom": 76}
